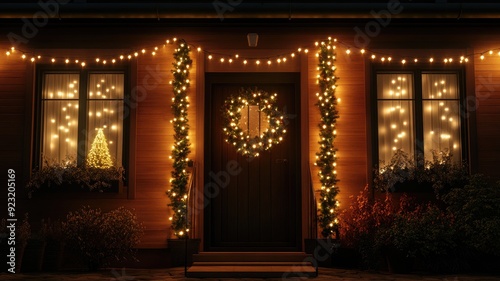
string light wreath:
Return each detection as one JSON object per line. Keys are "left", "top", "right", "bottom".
{"left": 222, "top": 87, "right": 287, "bottom": 157}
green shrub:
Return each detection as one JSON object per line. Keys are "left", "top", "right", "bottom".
{"left": 1, "top": 213, "right": 31, "bottom": 247}
{"left": 339, "top": 185, "right": 395, "bottom": 269}
{"left": 384, "top": 198, "right": 455, "bottom": 259}
{"left": 444, "top": 175, "right": 500, "bottom": 256}
{"left": 63, "top": 206, "right": 143, "bottom": 271}
{"left": 340, "top": 187, "right": 460, "bottom": 272}
{"left": 344, "top": 166, "right": 500, "bottom": 273}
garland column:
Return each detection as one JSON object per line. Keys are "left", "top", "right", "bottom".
{"left": 167, "top": 39, "right": 192, "bottom": 238}
{"left": 315, "top": 38, "right": 340, "bottom": 238}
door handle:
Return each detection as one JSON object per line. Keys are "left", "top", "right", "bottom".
{"left": 275, "top": 158, "right": 288, "bottom": 164}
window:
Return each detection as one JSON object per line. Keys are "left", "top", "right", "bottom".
{"left": 39, "top": 71, "right": 125, "bottom": 168}
{"left": 375, "top": 70, "right": 465, "bottom": 166}
{"left": 238, "top": 105, "right": 270, "bottom": 138}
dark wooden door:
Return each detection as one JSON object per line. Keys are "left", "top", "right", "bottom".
{"left": 204, "top": 73, "right": 301, "bottom": 251}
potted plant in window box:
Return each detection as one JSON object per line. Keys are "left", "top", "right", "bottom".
{"left": 374, "top": 149, "right": 468, "bottom": 195}
{"left": 26, "top": 158, "right": 124, "bottom": 197}
{"left": 84, "top": 166, "right": 124, "bottom": 193}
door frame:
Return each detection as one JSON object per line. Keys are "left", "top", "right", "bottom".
{"left": 203, "top": 72, "right": 301, "bottom": 251}
{"left": 194, "top": 54, "right": 312, "bottom": 251}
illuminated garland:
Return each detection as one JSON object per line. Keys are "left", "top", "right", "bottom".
{"left": 315, "top": 38, "right": 340, "bottom": 238}
{"left": 222, "top": 87, "right": 287, "bottom": 157}
{"left": 167, "top": 39, "right": 192, "bottom": 238}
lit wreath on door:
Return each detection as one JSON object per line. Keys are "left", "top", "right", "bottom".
{"left": 222, "top": 87, "right": 287, "bottom": 157}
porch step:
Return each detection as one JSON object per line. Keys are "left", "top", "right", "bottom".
{"left": 192, "top": 261, "right": 313, "bottom": 266}
{"left": 192, "top": 251, "right": 311, "bottom": 262}
{"left": 186, "top": 252, "right": 317, "bottom": 278}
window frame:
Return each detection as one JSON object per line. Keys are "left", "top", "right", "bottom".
{"left": 370, "top": 66, "right": 468, "bottom": 169}
{"left": 34, "top": 66, "right": 131, "bottom": 189}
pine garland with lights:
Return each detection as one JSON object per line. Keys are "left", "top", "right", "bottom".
{"left": 315, "top": 38, "right": 340, "bottom": 238}
{"left": 167, "top": 39, "right": 192, "bottom": 238}
{"left": 87, "top": 128, "right": 113, "bottom": 169}
{"left": 222, "top": 87, "right": 287, "bottom": 157}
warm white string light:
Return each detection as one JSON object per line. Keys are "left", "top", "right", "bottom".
{"left": 3, "top": 36, "right": 498, "bottom": 68}
{"left": 3, "top": 38, "right": 179, "bottom": 67}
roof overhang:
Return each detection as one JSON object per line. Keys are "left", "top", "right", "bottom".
{"left": 1, "top": 2, "right": 500, "bottom": 19}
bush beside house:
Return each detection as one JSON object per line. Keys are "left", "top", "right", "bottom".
{"left": 339, "top": 150, "right": 500, "bottom": 273}
{"left": 63, "top": 206, "right": 144, "bottom": 271}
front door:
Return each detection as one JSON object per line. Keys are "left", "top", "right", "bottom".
{"left": 204, "top": 73, "right": 301, "bottom": 251}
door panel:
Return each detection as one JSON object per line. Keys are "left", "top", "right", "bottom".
{"left": 205, "top": 74, "right": 301, "bottom": 251}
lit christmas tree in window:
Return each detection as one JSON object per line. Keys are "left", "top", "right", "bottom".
{"left": 87, "top": 128, "right": 113, "bottom": 168}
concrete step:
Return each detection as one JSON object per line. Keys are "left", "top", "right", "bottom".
{"left": 192, "top": 261, "right": 314, "bottom": 266}
{"left": 187, "top": 252, "right": 317, "bottom": 278}
{"left": 187, "top": 263, "right": 317, "bottom": 278}
{"left": 192, "top": 251, "right": 312, "bottom": 262}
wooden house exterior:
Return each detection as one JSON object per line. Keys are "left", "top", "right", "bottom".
{"left": 1, "top": 2, "right": 500, "bottom": 268}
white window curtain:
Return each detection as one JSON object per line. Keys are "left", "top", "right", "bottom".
{"left": 41, "top": 74, "right": 80, "bottom": 165}
{"left": 377, "top": 74, "right": 415, "bottom": 166}
{"left": 422, "top": 74, "right": 461, "bottom": 163}
{"left": 86, "top": 74, "right": 124, "bottom": 167}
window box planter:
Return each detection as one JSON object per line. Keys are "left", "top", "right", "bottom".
{"left": 392, "top": 180, "right": 433, "bottom": 193}
{"left": 26, "top": 165, "right": 124, "bottom": 197}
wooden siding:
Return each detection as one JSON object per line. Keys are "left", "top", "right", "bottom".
{"left": 0, "top": 55, "right": 28, "bottom": 187}
{"left": 2, "top": 24, "right": 500, "bottom": 252}
{"left": 473, "top": 53, "right": 500, "bottom": 181}
{"left": 8, "top": 46, "right": 198, "bottom": 249}
{"left": 135, "top": 44, "right": 198, "bottom": 247}
{"left": 308, "top": 48, "right": 368, "bottom": 210}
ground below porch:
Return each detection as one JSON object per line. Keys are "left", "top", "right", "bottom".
{"left": 3, "top": 267, "right": 499, "bottom": 281}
